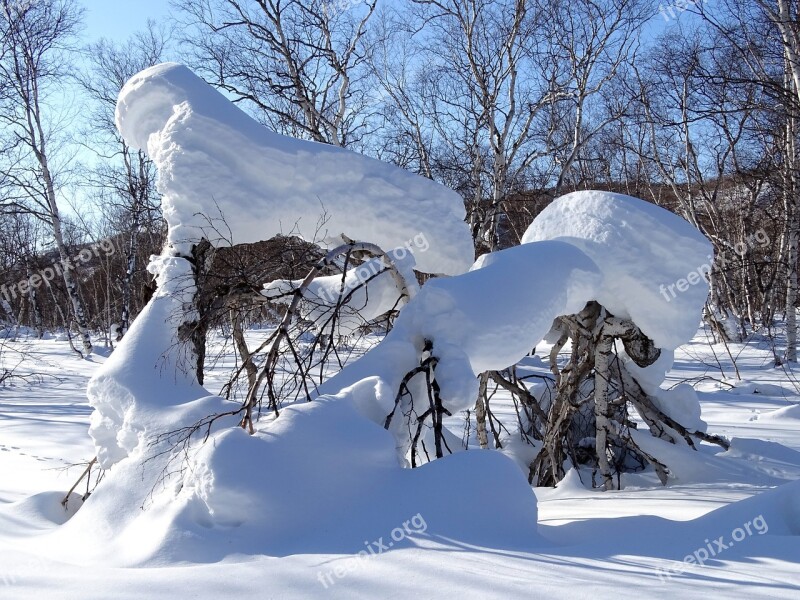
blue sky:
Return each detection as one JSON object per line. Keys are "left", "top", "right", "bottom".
{"left": 81, "top": 0, "right": 171, "bottom": 43}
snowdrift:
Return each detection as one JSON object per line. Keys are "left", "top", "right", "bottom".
{"left": 35, "top": 396, "right": 542, "bottom": 566}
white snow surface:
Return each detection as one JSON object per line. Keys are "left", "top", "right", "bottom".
{"left": 522, "top": 191, "right": 712, "bottom": 350}
{"left": 1, "top": 329, "right": 800, "bottom": 597}
{"left": 115, "top": 63, "right": 474, "bottom": 275}
{"left": 27, "top": 395, "right": 541, "bottom": 567}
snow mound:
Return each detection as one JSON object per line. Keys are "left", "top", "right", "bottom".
{"left": 522, "top": 191, "right": 711, "bottom": 350}
{"left": 693, "top": 479, "right": 800, "bottom": 537}
{"left": 394, "top": 241, "right": 601, "bottom": 376}
{"left": 729, "top": 381, "right": 794, "bottom": 396}
{"left": 46, "top": 395, "right": 543, "bottom": 566}
{"left": 652, "top": 384, "right": 707, "bottom": 434}
{"left": 115, "top": 63, "right": 473, "bottom": 275}
{"left": 756, "top": 404, "right": 800, "bottom": 422}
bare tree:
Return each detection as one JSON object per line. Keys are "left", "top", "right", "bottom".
{"left": 565, "top": 5, "right": 788, "bottom": 360}
{"left": 408, "top": 0, "right": 555, "bottom": 253}
{"left": 77, "top": 22, "right": 168, "bottom": 336}
{"left": 174, "top": 0, "right": 378, "bottom": 147}
{"left": 0, "top": 0, "right": 92, "bottom": 354}
{"left": 546, "top": 0, "right": 648, "bottom": 196}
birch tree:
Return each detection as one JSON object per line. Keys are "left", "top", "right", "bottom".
{"left": 175, "top": 0, "right": 378, "bottom": 148}
{"left": 547, "top": 0, "right": 647, "bottom": 195}
{"left": 761, "top": 0, "right": 800, "bottom": 362}
{"left": 0, "top": 0, "right": 92, "bottom": 354}
{"left": 77, "top": 22, "right": 167, "bottom": 336}
{"left": 695, "top": 0, "right": 800, "bottom": 360}
{"left": 409, "top": 0, "right": 556, "bottom": 253}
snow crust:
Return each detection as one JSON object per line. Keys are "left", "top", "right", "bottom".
{"left": 115, "top": 63, "right": 474, "bottom": 275}
{"left": 522, "top": 191, "right": 712, "bottom": 350}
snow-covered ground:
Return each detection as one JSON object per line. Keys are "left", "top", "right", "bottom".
{"left": 1, "top": 326, "right": 798, "bottom": 598}
{"left": 0, "top": 63, "right": 796, "bottom": 600}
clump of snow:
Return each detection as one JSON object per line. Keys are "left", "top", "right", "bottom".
{"left": 550, "top": 468, "right": 592, "bottom": 496}
{"left": 756, "top": 404, "right": 800, "bottom": 422}
{"left": 262, "top": 248, "right": 419, "bottom": 334}
{"left": 693, "top": 478, "right": 800, "bottom": 536}
{"left": 652, "top": 384, "right": 707, "bottom": 434}
{"left": 394, "top": 241, "right": 601, "bottom": 376}
{"left": 730, "top": 381, "right": 793, "bottom": 397}
{"left": 115, "top": 63, "right": 473, "bottom": 275}
{"left": 522, "top": 191, "right": 712, "bottom": 350}
{"left": 621, "top": 348, "right": 676, "bottom": 395}
{"left": 323, "top": 242, "right": 601, "bottom": 384}
{"left": 318, "top": 240, "right": 602, "bottom": 455}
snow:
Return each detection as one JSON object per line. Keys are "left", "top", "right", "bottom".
{"left": 1, "top": 60, "right": 798, "bottom": 599}
{"left": 57, "top": 232, "right": 573, "bottom": 565}
{"left": 315, "top": 240, "right": 602, "bottom": 450}
{"left": 651, "top": 383, "right": 707, "bottom": 433}
{"left": 115, "top": 63, "right": 474, "bottom": 276}
{"left": 86, "top": 256, "right": 209, "bottom": 468}
{"left": 754, "top": 403, "right": 800, "bottom": 422}
{"left": 522, "top": 191, "right": 712, "bottom": 351}
{"left": 262, "top": 247, "right": 420, "bottom": 334}
{"left": 1, "top": 328, "right": 800, "bottom": 597}
{"left": 25, "top": 393, "right": 539, "bottom": 566}
{"left": 319, "top": 202, "right": 710, "bottom": 442}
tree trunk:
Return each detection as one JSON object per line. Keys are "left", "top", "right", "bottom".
{"left": 594, "top": 332, "right": 614, "bottom": 490}
{"left": 475, "top": 372, "right": 490, "bottom": 450}
{"left": 190, "top": 240, "right": 213, "bottom": 385}
{"left": 231, "top": 308, "right": 258, "bottom": 391}
{"left": 785, "top": 66, "right": 798, "bottom": 362}
{"left": 35, "top": 102, "right": 93, "bottom": 354}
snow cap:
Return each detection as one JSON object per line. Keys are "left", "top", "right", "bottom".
{"left": 522, "top": 190, "right": 712, "bottom": 350}
{"left": 115, "top": 62, "right": 474, "bottom": 275}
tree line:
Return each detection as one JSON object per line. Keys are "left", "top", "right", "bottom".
{"left": 0, "top": 0, "right": 798, "bottom": 362}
